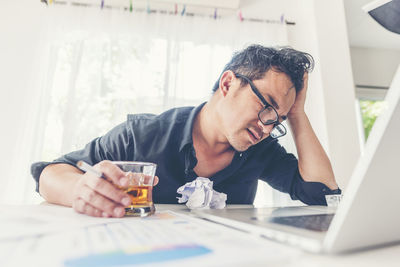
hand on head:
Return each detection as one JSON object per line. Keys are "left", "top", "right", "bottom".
{"left": 288, "top": 72, "right": 308, "bottom": 117}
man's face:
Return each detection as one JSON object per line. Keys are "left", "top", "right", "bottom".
{"left": 220, "top": 69, "right": 296, "bottom": 152}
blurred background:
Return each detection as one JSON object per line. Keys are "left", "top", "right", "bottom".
{"left": 0, "top": 0, "right": 399, "bottom": 206}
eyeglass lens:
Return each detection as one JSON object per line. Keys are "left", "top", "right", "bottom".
{"left": 259, "top": 107, "right": 278, "bottom": 125}
{"left": 270, "top": 124, "right": 286, "bottom": 138}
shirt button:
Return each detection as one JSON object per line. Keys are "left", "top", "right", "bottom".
{"left": 239, "top": 153, "right": 243, "bottom": 157}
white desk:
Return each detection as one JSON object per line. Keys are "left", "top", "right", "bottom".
{"left": 0, "top": 204, "right": 399, "bottom": 267}
{"left": 157, "top": 204, "right": 400, "bottom": 267}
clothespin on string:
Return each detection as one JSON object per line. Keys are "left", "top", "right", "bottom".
{"left": 174, "top": 3, "right": 178, "bottom": 15}
{"left": 49, "top": 0, "right": 53, "bottom": 4}
{"left": 147, "top": 0, "right": 151, "bottom": 14}
{"left": 101, "top": 0, "right": 104, "bottom": 9}
{"left": 214, "top": 8, "right": 218, "bottom": 20}
{"left": 238, "top": 10, "right": 244, "bottom": 22}
{"left": 280, "top": 14, "right": 285, "bottom": 24}
{"left": 181, "top": 4, "right": 186, "bottom": 16}
{"left": 130, "top": 0, "right": 133, "bottom": 12}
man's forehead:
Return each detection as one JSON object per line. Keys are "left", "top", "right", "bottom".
{"left": 257, "top": 71, "right": 295, "bottom": 108}
{"left": 284, "top": 85, "right": 295, "bottom": 96}
{"left": 264, "top": 69, "right": 293, "bottom": 86}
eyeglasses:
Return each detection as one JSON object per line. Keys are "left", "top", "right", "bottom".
{"left": 234, "top": 73, "right": 287, "bottom": 139}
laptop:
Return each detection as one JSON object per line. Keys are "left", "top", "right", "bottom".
{"left": 193, "top": 62, "right": 400, "bottom": 253}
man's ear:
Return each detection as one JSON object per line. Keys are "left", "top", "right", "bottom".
{"left": 218, "top": 71, "right": 235, "bottom": 97}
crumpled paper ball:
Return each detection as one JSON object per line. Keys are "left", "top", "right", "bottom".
{"left": 177, "top": 177, "right": 227, "bottom": 209}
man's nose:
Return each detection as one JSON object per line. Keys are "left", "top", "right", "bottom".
{"left": 257, "top": 120, "right": 274, "bottom": 134}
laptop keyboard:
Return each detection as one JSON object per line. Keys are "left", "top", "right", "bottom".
{"left": 268, "top": 214, "right": 335, "bottom": 232}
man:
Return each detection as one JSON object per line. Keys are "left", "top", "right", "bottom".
{"left": 31, "top": 44, "right": 340, "bottom": 218}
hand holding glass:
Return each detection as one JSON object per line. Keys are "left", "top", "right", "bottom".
{"left": 77, "top": 160, "right": 157, "bottom": 217}
{"left": 113, "top": 161, "right": 157, "bottom": 217}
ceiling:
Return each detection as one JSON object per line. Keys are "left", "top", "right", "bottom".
{"left": 344, "top": 0, "right": 400, "bottom": 50}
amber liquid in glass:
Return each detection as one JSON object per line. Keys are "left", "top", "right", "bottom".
{"left": 121, "top": 185, "right": 154, "bottom": 216}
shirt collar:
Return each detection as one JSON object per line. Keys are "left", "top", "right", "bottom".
{"left": 179, "top": 102, "right": 207, "bottom": 152}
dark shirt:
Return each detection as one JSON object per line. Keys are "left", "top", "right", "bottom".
{"left": 31, "top": 103, "right": 340, "bottom": 205}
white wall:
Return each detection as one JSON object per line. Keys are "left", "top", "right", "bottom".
{"left": 351, "top": 46, "right": 400, "bottom": 88}
{"left": 285, "top": 0, "right": 361, "bottom": 189}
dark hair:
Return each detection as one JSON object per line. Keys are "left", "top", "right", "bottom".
{"left": 212, "top": 44, "right": 314, "bottom": 93}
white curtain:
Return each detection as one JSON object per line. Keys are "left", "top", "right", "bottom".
{"left": 1, "top": 4, "right": 294, "bottom": 206}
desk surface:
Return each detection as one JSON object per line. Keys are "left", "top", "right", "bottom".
{"left": 156, "top": 204, "right": 400, "bottom": 267}
{"left": 1, "top": 203, "right": 399, "bottom": 267}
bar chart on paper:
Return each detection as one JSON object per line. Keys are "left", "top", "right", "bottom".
{"left": 65, "top": 243, "right": 211, "bottom": 267}
{"left": 64, "top": 213, "right": 213, "bottom": 267}
{"left": 0, "top": 210, "right": 296, "bottom": 267}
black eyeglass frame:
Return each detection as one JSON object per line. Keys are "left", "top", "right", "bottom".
{"left": 234, "top": 73, "right": 287, "bottom": 138}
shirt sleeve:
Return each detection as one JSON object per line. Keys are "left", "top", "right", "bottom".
{"left": 259, "top": 141, "right": 341, "bottom": 206}
{"left": 30, "top": 121, "right": 133, "bottom": 193}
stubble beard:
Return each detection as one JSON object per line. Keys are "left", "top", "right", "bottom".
{"left": 226, "top": 130, "right": 252, "bottom": 152}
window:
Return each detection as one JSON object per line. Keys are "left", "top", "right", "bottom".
{"left": 41, "top": 35, "right": 233, "bottom": 161}
{"left": 359, "top": 100, "right": 385, "bottom": 140}
{"left": 356, "top": 86, "right": 387, "bottom": 142}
